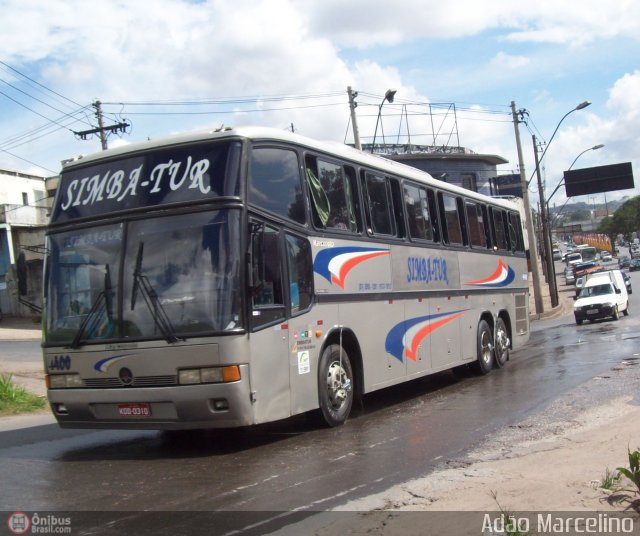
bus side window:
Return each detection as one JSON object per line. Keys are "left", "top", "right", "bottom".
{"left": 456, "top": 197, "right": 469, "bottom": 246}
{"left": 250, "top": 222, "right": 285, "bottom": 328}
{"left": 438, "top": 192, "right": 463, "bottom": 246}
{"left": 249, "top": 147, "right": 306, "bottom": 225}
{"left": 491, "top": 208, "right": 508, "bottom": 251}
{"left": 480, "top": 204, "right": 492, "bottom": 249}
{"left": 404, "top": 183, "right": 434, "bottom": 241}
{"left": 508, "top": 211, "right": 524, "bottom": 252}
{"left": 285, "top": 233, "right": 313, "bottom": 314}
{"left": 364, "top": 172, "right": 394, "bottom": 236}
{"left": 427, "top": 189, "right": 441, "bottom": 243}
{"left": 306, "top": 156, "right": 359, "bottom": 232}
{"left": 466, "top": 201, "right": 487, "bottom": 248}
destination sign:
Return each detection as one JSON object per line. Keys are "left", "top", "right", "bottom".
{"left": 51, "top": 141, "right": 239, "bottom": 223}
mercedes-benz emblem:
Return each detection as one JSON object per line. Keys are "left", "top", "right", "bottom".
{"left": 119, "top": 367, "right": 133, "bottom": 385}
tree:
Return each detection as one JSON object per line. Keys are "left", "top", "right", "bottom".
{"left": 609, "top": 196, "right": 640, "bottom": 237}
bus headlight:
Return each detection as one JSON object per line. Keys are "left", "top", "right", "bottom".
{"left": 47, "top": 374, "right": 84, "bottom": 389}
{"left": 179, "top": 366, "right": 241, "bottom": 385}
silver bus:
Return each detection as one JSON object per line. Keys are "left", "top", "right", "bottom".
{"left": 43, "top": 126, "right": 530, "bottom": 429}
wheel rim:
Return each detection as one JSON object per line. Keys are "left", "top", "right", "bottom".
{"left": 496, "top": 325, "right": 509, "bottom": 362}
{"left": 326, "top": 361, "right": 352, "bottom": 410}
{"left": 480, "top": 331, "right": 493, "bottom": 366}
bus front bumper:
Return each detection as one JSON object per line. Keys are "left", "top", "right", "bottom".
{"left": 47, "top": 365, "right": 254, "bottom": 430}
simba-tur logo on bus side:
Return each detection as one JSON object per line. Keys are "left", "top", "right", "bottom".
{"left": 313, "top": 246, "right": 390, "bottom": 289}
{"left": 385, "top": 310, "right": 468, "bottom": 362}
{"left": 464, "top": 259, "right": 515, "bottom": 287}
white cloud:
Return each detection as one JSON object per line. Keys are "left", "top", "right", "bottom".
{"left": 490, "top": 52, "right": 530, "bottom": 70}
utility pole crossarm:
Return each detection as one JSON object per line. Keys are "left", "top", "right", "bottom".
{"left": 73, "top": 100, "right": 130, "bottom": 150}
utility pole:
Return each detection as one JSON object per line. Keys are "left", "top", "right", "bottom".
{"left": 533, "top": 135, "right": 558, "bottom": 307}
{"left": 511, "top": 101, "right": 544, "bottom": 315}
{"left": 347, "top": 86, "right": 362, "bottom": 150}
{"left": 74, "top": 100, "right": 130, "bottom": 150}
{"left": 94, "top": 100, "right": 108, "bottom": 150}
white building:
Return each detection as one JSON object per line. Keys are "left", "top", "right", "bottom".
{"left": 0, "top": 168, "right": 54, "bottom": 316}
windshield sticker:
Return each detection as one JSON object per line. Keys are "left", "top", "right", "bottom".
{"left": 385, "top": 310, "right": 467, "bottom": 362}
{"left": 314, "top": 246, "right": 389, "bottom": 289}
{"left": 464, "top": 259, "right": 515, "bottom": 287}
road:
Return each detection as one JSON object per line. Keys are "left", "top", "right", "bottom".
{"left": 1, "top": 265, "right": 639, "bottom": 535}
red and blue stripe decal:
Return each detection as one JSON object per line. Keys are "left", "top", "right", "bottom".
{"left": 313, "top": 246, "right": 389, "bottom": 288}
{"left": 464, "top": 259, "right": 515, "bottom": 287}
{"left": 385, "top": 310, "right": 467, "bottom": 362}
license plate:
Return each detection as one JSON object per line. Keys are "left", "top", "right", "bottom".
{"left": 587, "top": 309, "right": 598, "bottom": 315}
{"left": 117, "top": 403, "right": 151, "bottom": 417}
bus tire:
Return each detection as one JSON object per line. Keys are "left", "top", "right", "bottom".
{"left": 474, "top": 320, "right": 494, "bottom": 375}
{"left": 494, "top": 317, "right": 510, "bottom": 368}
{"left": 317, "top": 344, "right": 354, "bottom": 427}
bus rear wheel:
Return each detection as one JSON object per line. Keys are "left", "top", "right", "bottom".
{"left": 474, "top": 319, "right": 494, "bottom": 375}
{"left": 494, "top": 317, "right": 510, "bottom": 368}
{"left": 317, "top": 344, "right": 354, "bottom": 427}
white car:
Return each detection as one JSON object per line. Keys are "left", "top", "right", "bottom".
{"left": 600, "top": 251, "right": 613, "bottom": 262}
{"left": 574, "top": 270, "right": 629, "bottom": 325}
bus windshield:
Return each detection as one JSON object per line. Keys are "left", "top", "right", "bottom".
{"left": 45, "top": 209, "right": 242, "bottom": 344}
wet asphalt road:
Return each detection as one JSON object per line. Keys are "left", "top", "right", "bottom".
{"left": 1, "top": 269, "right": 639, "bottom": 534}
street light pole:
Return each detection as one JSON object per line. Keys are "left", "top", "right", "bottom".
{"left": 512, "top": 101, "right": 544, "bottom": 315}
{"left": 371, "top": 89, "right": 397, "bottom": 153}
{"left": 533, "top": 134, "right": 559, "bottom": 306}
{"left": 529, "top": 100, "right": 592, "bottom": 309}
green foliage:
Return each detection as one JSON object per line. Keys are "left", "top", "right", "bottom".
{"left": 608, "top": 196, "right": 640, "bottom": 237}
{"left": 600, "top": 467, "right": 621, "bottom": 490}
{"left": 617, "top": 447, "right": 640, "bottom": 495}
{"left": 0, "top": 374, "right": 46, "bottom": 415}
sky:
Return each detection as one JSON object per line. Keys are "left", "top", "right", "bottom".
{"left": 1, "top": 0, "right": 639, "bottom": 207}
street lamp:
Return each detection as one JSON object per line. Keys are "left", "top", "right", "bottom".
{"left": 532, "top": 100, "right": 591, "bottom": 308}
{"left": 371, "top": 88, "right": 397, "bottom": 153}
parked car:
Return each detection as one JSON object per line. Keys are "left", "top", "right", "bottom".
{"left": 630, "top": 258, "right": 640, "bottom": 272}
{"left": 553, "top": 249, "right": 562, "bottom": 261}
{"left": 619, "top": 256, "right": 631, "bottom": 269}
{"left": 600, "top": 251, "right": 613, "bottom": 262}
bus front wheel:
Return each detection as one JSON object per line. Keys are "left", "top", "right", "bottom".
{"left": 475, "top": 320, "right": 494, "bottom": 375}
{"left": 317, "top": 344, "right": 354, "bottom": 427}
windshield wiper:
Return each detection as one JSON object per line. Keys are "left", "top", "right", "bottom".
{"left": 131, "top": 242, "right": 182, "bottom": 344}
{"left": 67, "top": 264, "right": 113, "bottom": 349}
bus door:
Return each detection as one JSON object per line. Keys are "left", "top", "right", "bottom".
{"left": 248, "top": 220, "right": 290, "bottom": 423}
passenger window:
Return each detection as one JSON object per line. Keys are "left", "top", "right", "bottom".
{"left": 249, "top": 147, "right": 305, "bottom": 224}
{"left": 508, "top": 212, "right": 524, "bottom": 252}
{"left": 466, "top": 201, "right": 487, "bottom": 248}
{"left": 404, "top": 184, "right": 434, "bottom": 241}
{"left": 306, "top": 157, "right": 359, "bottom": 232}
{"left": 364, "top": 173, "right": 394, "bottom": 236}
{"left": 491, "top": 208, "right": 508, "bottom": 251}
{"left": 439, "top": 193, "right": 463, "bottom": 246}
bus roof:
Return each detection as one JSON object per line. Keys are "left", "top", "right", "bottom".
{"left": 61, "top": 125, "right": 519, "bottom": 210}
